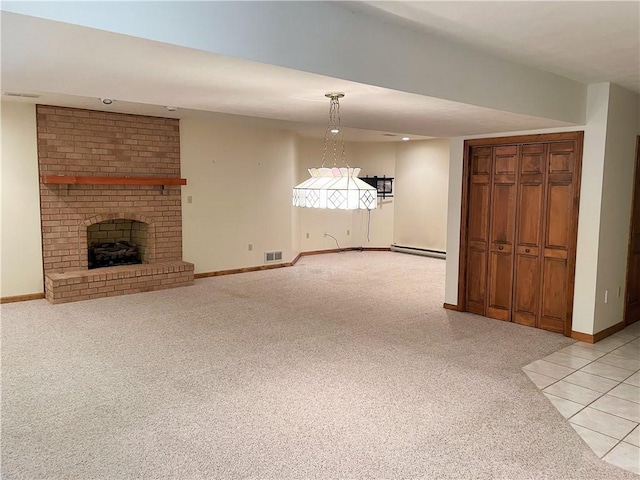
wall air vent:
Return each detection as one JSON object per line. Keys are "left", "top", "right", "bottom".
{"left": 3, "top": 92, "right": 41, "bottom": 98}
{"left": 264, "top": 251, "right": 283, "bottom": 263}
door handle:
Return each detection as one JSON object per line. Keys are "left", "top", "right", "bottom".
{"left": 498, "top": 246, "right": 504, "bottom": 250}
{"left": 525, "top": 248, "right": 530, "bottom": 253}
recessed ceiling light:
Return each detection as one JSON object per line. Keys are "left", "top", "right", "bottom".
{"left": 402, "top": 136, "right": 410, "bottom": 141}
{"left": 165, "top": 106, "right": 178, "bottom": 112}
{"left": 100, "top": 98, "right": 114, "bottom": 105}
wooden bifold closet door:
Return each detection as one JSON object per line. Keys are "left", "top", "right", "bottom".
{"left": 512, "top": 143, "right": 546, "bottom": 327}
{"left": 486, "top": 146, "right": 518, "bottom": 321}
{"left": 460, "top": 132, "right": 583, "bottom": 336}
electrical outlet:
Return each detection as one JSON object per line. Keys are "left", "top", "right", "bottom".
{"left": 248, "top": 244, "right": 253, "bottom": 251}
{"left": 187, "top": 195, "right": 193, "bottom": 204}
{"left": 306, "top": 233, "right": 309, "bottom": 239}
{"left": 347, "top": 229, "right": 350, "bottom": 236}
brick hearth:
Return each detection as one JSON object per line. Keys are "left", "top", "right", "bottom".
{"left": 37, "top": 105, "right": 193, "bottom": 303}
{"left": 45, "top": 261, "right": 194, "bottom": 304}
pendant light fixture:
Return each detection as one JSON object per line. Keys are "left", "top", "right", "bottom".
{"left": 293, "top": 93, "right": 377, "bottom": 210}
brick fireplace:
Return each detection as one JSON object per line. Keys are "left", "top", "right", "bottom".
{"left": 37, "top": 105, "right": 194, "bottom": 304}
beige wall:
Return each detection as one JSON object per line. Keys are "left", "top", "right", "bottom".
{"left": 593, "top": 84, "right": 640, "bottom": 332}
{"left": 572, "top": 83, "right": 610, "bottom": 334}
{"left": 572, "top": 83, "right": 640, "bottom": 334}
{"left": 180, "top": 116, "right": 297, "bottom": 274}
{"left": 394, "top": 139, "right": 450, "bottom": 252}
{"left": 1, "top": 102, "right": 43, "bottom": 297}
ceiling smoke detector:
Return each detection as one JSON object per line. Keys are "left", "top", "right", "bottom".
{"left": 100, "top": 98, "right": 114, "bottom": 105}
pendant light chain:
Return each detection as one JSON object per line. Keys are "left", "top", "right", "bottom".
{"left": 320, "top": 101, "right": 331, "bottom": 167}
{"left": 336, "top": 98, "right": 349, "bottom": 169}
{"left": 332, "top": 97, "right": 339, "bottom": 167}
{"left": 320, "top": 94, "right": 348, "bottom": 168}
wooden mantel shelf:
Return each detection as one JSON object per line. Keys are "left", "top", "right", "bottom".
{"left": 42, "top": 175, "right": 187, "bottom": 186}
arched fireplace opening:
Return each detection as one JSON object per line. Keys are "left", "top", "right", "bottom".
{"left": 87, "top": 219, "right": 148, "bottom": 269}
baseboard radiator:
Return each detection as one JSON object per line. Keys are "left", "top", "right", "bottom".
{"left": 390, "top": 244, "right": 446, "bottom": 259}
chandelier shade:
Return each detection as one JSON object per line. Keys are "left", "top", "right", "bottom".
{"left": 292, "top": 93, "right": 377, "bottom": 210}
{"left": 293, "top": 167, "right": 377, "bottom": 210}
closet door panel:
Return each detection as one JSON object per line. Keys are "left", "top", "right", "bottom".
{"left": 540, "top": 257, "right": 568, "bottom": 332}
{"left": 466, "top": 147, "right": 492, "bottom": 315}
{"left": 546, "top": 185, "right": 572, "bottom": 248}
{"left": 513, "top": 254, "right": 539, "bottom": 326}
{"left": 486, "top": 146, "right": 517, "bottom": 321}
{"left": 513, "top": 144, "right": 545, "bottom": 327}
{"left": 548, "top": 142, "right": 575, "bottom": 175}
{"left": 540, "top": 141, "right": 577, "bottom": 333}
{"left": 467, "top": 248, "right": 487, "bottom": 315}
{"left": 490, "top": 184, "right": 516, "bottom": 242}
{"left": 488, "top": 248, "right": 513, "bottom": 320}
{"left": 517, "top": 185, "right": 543, "bottom": 245}
{"left": 468, "top": 184, "right": 490, "bottom": 242}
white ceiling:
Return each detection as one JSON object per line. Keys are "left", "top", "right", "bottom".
{"left": 2, "top": 2, "right": 638, "bottom": 141}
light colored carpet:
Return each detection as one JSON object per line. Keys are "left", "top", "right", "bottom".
{"left": 1, "top": 251, "right": 636, "bottom": 479}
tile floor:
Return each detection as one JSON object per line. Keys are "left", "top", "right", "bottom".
{"left": 523, "top": 322, "right": 640, "bottom": 476}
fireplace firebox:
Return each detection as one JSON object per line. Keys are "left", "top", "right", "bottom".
{"left": 88, "top": 241, "right": 141, "bottom": 269}
{"left": 87, "top": 218, "right": 148, "bottom": 269}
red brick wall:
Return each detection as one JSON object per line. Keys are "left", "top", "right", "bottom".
{"left": 36, "top": 105, "right": 184, "bottom": 275}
